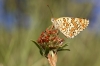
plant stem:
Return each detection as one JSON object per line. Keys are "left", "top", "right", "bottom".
{"left": 47, "top": 50, "right": 57, "bottom": 66}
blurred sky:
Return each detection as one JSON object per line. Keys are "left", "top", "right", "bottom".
{"left": 0, "top": 0, "right": 30, "bottom": 30}
{"left": 0, "top": 0, "right": 100, "bottom": 32}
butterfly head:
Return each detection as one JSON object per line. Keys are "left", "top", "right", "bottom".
{"left": 51, "top": 18, "right": 56, "bottom": 26}
{"left": 51, "top": 18, "right": 56, "bottom": 23}
{"left": 51, "top": 18, "right": 58, "bottom": 29}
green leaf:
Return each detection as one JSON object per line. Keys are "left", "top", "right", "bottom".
{"left": 61, "top": 44, "right": 68, "bottom": 48}
{"left": 57, "top": 49, "right": 70, "bottom": 51}
{"left": 31, "top": 40, "right": 44, "bottom": 56}
{"left": 58, "top": 44, "right": 68, "bottom": 50}
{"left": 57, "top": 44, "right": 70, "bottom": 52}
{"left": 44, "top": 47, "right": 50, "bottom": 57}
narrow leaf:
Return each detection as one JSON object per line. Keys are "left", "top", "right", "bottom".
{"left": 61, "top": 44, "right": 68, "bottom": 48}
{"left": 31, "top": 40, "right": 44, "bottom": 56}
{"left": 57, "top": 49, "right": 70, "bottom": 51}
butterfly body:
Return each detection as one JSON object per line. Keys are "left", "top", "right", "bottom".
{"left": 51, "top": 17, "right": 89, "bottom": 38}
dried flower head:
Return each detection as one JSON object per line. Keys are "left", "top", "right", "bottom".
{"left": 32, "top": 25, "right": 70, "bottom": 57}
{"left": 37, "top": 26, "right": 64, "bottom": 49}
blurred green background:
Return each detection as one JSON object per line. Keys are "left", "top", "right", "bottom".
{"left": 0, "top": 0, "right": 100, "bottom": 66}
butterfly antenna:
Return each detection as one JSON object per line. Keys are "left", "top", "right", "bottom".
{"left": 47, "top": 5, "right": 54, "bottom": 17}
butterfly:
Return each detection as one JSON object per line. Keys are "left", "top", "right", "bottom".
{"left": 51, "top": 17, "right": 89, "bottom": 38}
